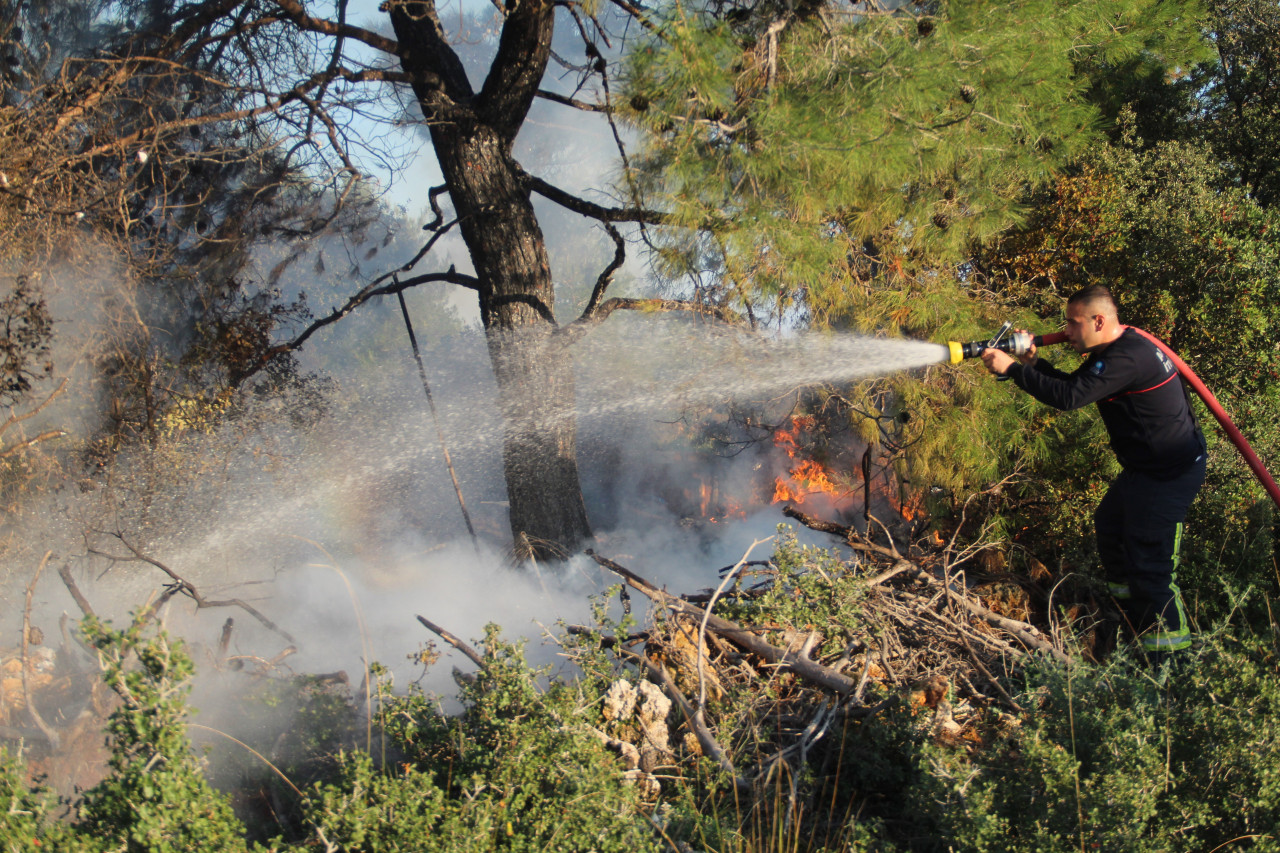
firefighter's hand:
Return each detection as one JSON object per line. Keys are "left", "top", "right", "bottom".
{"left": 981, "top": 348, "right": 1015, "bottom": 376}
{"left": 1015, "top": 328, "right": 1038, "bottom": 365}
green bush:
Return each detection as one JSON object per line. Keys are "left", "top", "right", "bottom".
{"left": 916, "top": 629, "right": 1280, "bottom": 851}
{"left": 301, "top": 625, "right": 661, "bottom": 852}
{"left": 76, "top": 617, "right": 260, "bottom": 853}
{"left": 0, "top": 747, "right": 99, "bottom": 852}
{"left": 8, "top": 563, "right": 1280, "bottom": 853}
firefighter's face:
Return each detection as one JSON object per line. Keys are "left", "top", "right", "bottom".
{"left": 1064, "top": 302, "right": 1106, "bottom": 353}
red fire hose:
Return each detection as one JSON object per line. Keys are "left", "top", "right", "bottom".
{"left": 1035, "top": 328, "right": 1280, "bottom": 509}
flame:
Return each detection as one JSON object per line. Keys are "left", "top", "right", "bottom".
{"left": 770, "top": 415, "right": 922, "bottom": 522}
{"left": 771, "top": 416, "right": 851, "bottom": 506}
{"left": 686, "top": 477, "right": 748, "bottom": 523}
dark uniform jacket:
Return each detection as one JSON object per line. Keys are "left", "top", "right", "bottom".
{"left": 1005, "top": 327, "right": 1205, "bottom": 479}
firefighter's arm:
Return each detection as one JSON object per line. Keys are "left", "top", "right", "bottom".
{"left": 1008, "top": 350, "right": 1136, "bottom": 411}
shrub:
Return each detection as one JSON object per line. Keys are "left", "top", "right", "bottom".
{"left": 75, "top": 617, "right": 259, "bottom": 853}
{"left": 301, "top": 625, "right": 662, "bottom": 852}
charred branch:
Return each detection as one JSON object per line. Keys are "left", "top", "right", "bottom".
{"left": 86, "top": 532, "right": 296, "bottom": 645}
{"left": 236, "top": 266, "right": 480, "bottom": 385}
{"left": 401, "top": 219, "right": 461, "bottom": 280}
{"left": 58, "top": 563, "right": 97, "bottom": 620}
{"left": 422, "top": 184, "right": 452, "bottom": 232}
{"left": 564, "top": 625, "right": 654, "bottom": 648}
{"left": 581, "top": 222, "right": 626, "bottom": 319}
{"left": 416, "top": 615, "right": 487, "bottom": 671}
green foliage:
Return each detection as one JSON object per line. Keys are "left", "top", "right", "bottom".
{"left": 198, "top": 670, "right": 358, "bottom": 842}
{"left": 722, "top": 527, "right": 869, "bottom": 636}
{"left": 621, "top": 0, "right": 1217, "bottom": 565}
{"left": 917, "top": 628, "right": 1280, "bottom": 851}
{"left": 623, "top": 0, "right": 1208, "bottom": 318}
{"left": 7, "top": 554, "right": 1280, "bottom": 852}
{"left": 0, "top": 748, "right": 98, "bottom": 852}
{"left": 1191, "top": 0, "right": 1280, "bottom": 207}
{"left": 76, "top": 617, "right": 257, "bottom": 853}
{"left": 301, "top": 625, "right": 660, "bottom": 852}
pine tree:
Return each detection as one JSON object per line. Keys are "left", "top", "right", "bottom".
{"left": 618, "top": 0, "right": 1209, "bottom": 529}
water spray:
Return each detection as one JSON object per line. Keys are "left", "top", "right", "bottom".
{"left": 946, "top": 324, "right": 1280, "bottom": 509}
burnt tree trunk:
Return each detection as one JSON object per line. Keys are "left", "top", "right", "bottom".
{"left": 390, "top": 0, "right": 591, "bottom": 558}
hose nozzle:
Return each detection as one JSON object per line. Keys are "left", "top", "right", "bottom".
{"left": 946, "top": 329, "right": 1035, "bottom": 364}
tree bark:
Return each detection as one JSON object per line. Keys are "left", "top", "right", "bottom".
{"left": 390, "top": 0, "right": 591, "bottom": 558}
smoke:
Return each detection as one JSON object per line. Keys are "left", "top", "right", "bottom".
{"left": 0, "top": 3, "right": 957, "bottom": 791}
{"left": 1, "top": 255, "right": 956, "bottom": 805}
{"left": 13, "top": 309, "right": 942, "bottom": 659}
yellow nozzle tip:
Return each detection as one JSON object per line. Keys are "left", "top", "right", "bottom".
{"left": 947, "top": 341, "right": 963, "bottom": 364}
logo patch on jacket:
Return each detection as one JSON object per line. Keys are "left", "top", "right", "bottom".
{"left": 1090, "top": 359, "right": 1106, "bottom": 375}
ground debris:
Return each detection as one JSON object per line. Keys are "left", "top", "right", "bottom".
{"left": 562, "top": 505, "right": 1082, "bottom": 805}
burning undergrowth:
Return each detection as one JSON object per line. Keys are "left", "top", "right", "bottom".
{"left": 0, "top": 317, "right": 1087, "bottom": 845}
{"left": 0, "top": 470, "right": 1129, "bottom": 850}
{"left": 637, "top": 387, "right": 931, "bottom": 545}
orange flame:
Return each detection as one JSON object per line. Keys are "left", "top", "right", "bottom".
{"left": 771, "top": 416, "right": 850, "bottom": 506}
{"left": 687, "top": 478, "right": 748, "bottom": 523}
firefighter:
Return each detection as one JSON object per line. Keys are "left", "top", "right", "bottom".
{"left": 980, "top": 285, "right": 1206, "bottom": 663}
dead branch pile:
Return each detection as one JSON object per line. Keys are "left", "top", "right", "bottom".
{"left": 554, "top": 506, "right": 1074, "bottom": 800}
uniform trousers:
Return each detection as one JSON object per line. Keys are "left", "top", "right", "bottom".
{"left": 1095, "top": 453, "right": 1206, "bottom": 653}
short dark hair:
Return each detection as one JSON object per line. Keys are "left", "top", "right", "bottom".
{"left": 1067, "top": 284, "right": 1118, "bottom": 317}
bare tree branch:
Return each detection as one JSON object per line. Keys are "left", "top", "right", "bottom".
{"left": 416, "top": 615, "right": 487, "bottom": 671}
{"left": 58, "top": 563, "right": 98, "bottom": 620}
{"left": 581, "top": 222, "right": 626, "bottom": 318}
{"left": 88, "top": 532, "right": 296, "bottom": 644}
{"left": 240, "top": 266, "right": 480, "bottom": 384}
{"left": 271, "top": 0, "right": 403, "bottom": 55}
{"left": 523, "top": 170, "right": 668, "bottom": 224}
{"left": 535, "top": 88, "right": 608, "bottom": 112}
